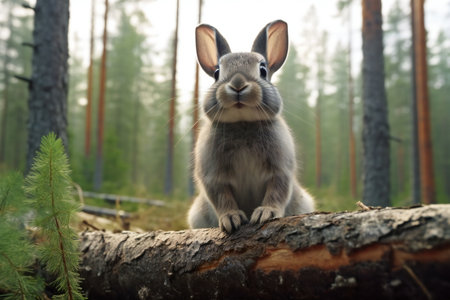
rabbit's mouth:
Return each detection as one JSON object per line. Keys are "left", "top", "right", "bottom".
{"left": 217, "top": 80, "right": 262, "bottom": 108}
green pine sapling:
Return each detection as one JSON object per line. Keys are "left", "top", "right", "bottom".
{"left": 25, "top": 133, "right": 84, "bottom": 300}
{"left": 0, "top": 173, "right": 44, "bottom": 300}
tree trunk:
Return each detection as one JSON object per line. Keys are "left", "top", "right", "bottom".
{"left": 164, "top": 0, "right": 180, "bottom": 196}
{"left": 189, "top": 0, "right": 203, "bottom": 197}
{"left": 84, "top": 0, "right": 95, "bottom": 157}
{"left": 409, "top": 0, "right": 421, "bottom": 205}
{"left": 347, "top": 1, "right": 357, "bottom": 199}
{"left": 94, "top": 0, "right": 109, "bottom": 191}
{"left": 315, "top": 91, "right": 322, "bottom": 188}
{"left": 80, "top": 205, "right": 450, "bottom": 300}
{"left": 412, "top": 0, "right": 435, "bottom": 204}
{"left": 361, "top": 0, "right": 390, "bottom": 206}
{"left": 192, "top": 0, "right": 203, "bottom": 145}
{"left": 26, "top": 0, "right": 69, "bottom": 172}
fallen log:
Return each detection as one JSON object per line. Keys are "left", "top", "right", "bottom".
{"left": 81, "top": 205, "right": 131, "bottom": 219}
{"left": 81, "top": 191, "right": 165, "bottom": 206}
{"left": 79, "top": 204, "right": 450, "bottom": 300}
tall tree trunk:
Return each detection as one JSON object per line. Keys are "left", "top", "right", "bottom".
{"left": 0, "top": 1, "right": 13, "bottom": 165}
{"left": 412, "top": 0, "right": 435, "bottom": 204}
{"left": 26, "top": 0, "right": 69, "bottom": 172}
{"left": 315, "top": 32, "right": 326, "bottom": 189}
{"left": 84, "top": 0, "right": 95, "bottom": 157}
{"left": 192, "top": 0, "right": 202, "bottom": 145}
{"left": 164, "top": 0, "right": 180, "bottom": 196}
{"left": 94, "top": 0, "right": 109, "bottom": 191}
{"left": 189, "top": 0, "right": 203, "bottom": 197}
{"left": 410, "top": 0, "right": 421, "bottom": 205}
{"left": 347, "top": 2, "right": 357, "bottom": 199}
{"left": 361, "top": 0, "right": 390, "bottom": 206}
{"left": 315, "top": 91, "right": 322, "bottom": 188}
{"left": 131, "top": 92, "right": 140, "bottom": 183}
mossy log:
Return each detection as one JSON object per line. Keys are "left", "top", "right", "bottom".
{"left": 79, "top": 205, "right": 450, "bottom": 300}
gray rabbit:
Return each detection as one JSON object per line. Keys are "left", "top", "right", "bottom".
{"left": 188, "top": 20, "right": 314, "bottom": 233}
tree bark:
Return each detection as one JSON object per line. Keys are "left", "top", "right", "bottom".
{"left": 361, "top": 0, "right": 390, "bottom": 206}
{"left": 26, "top": 0, "right": 70, "bottom": 172}
{"left": 412, "top": 0, "right": 435, "bottom": 204}
{"left": 164, "top": 0, "right": 180, "bottom": 196}
{"left": 80, "top": 205, "right": 450, "bottom": 300}
{"left": 84, "top": 0, "right": 95, "bottom": 157}
{"left": 410, "top": 0, "right": 421, "bottom": 205}
{"left": 93, "top": 0, "right": 109, "bottom": 191}
{"left": 189, "top": 0, "right": 203, "bottom": 197}
{"left": 347, "top": 1, "right": 357, "bottom": 199}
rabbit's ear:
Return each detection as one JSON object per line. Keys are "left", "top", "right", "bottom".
{"left": 252, "top": 20, "right": 288, "bottom": 74}
{"left": 196, "top": 24, "right": 231, "bottom": 77}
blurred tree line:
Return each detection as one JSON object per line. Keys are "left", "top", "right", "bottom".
{"left": 68, "top": 2, "right": 190, "bottom": 197}
{"left": 0, "top": 0, "right": 448, "bottom": 207}
{"left": 277, "top": 0, "right": 450, "bottom": 208}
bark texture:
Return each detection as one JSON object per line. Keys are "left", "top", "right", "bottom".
{"left": 27, "top": 0, "right": 69, "bottom": 172}
{"left": 361, "top": 0, "right": 390, "bottom": 206}
{"left": 80, "top": 205, "right": 450, "bottom": 300}
{"left": 412, "top": 0, "right": 435, "bottom": 204}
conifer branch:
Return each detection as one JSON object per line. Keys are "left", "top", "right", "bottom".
{"left": 49, "top": 147, "right": 74, "bottom": 300}
{"left": 0, "top": 173, "right": 43, "bottom": 299}
{"left": 0, "top": 252, "right": 26, "bottom": 300}
{"left": 25, "top": 133, "right": 84, "bottom": 300}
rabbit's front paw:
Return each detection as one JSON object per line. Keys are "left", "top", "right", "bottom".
{"left": 219, "top": 210, "right": 248, "bottom": 233}
{"left": 250, "top": 206, "right": 282, "bottom": 224}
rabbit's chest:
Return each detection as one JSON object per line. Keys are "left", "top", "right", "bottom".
{"left": 219, "top": 142, "right": 272, "bottom": 211}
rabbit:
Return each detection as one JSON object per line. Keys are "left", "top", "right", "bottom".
{"left": 188, "top": 20, "right": 314, "bottom": 233}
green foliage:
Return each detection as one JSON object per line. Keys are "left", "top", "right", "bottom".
{"left": 102, "top": 131, "right": 129, "bottom": 191}
{"left": 384, "top": 0, "right": 413, "bottom": 201}
{"left": 25, "top": 134, "right": 84, "bottom": 300}
{"left": 277, "top": 46, "right": 315, "bottom": 186}
{"left": 0, "top": 173, "right": 43, "bottom": 300}
{"left": 0, "top": 7, "right": 33, "bottom": 171}
{"left": 429, "top": 30, "right": 450, "bottom": 202}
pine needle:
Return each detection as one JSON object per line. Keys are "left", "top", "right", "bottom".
{"left": 25, "top": 133, "right": 85, "bottom": 300}
{"left": 0, "top": 173, "right": 44, "bottom": 299}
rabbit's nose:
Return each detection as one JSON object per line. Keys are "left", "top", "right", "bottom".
{"left": 229, "top": 73, "right": 248, "bottom": 93}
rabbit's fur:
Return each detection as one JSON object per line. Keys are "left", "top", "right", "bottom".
{"left": 188, "top": 20, "right": 314, "bottom": 233}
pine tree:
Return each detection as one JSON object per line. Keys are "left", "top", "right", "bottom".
{"left": 412, "top": 0, "right": 435, "bottom": 204}
{"left": 25, "top": 134, "right": 84, "bottom": 300}
{"left": 26, "top": 0, "right": 70, "bottom": 172}
{"left": 276, "top": 46, "right": 314, "bottom": 186}
{"left": 429, "top": 31, "right": 450, "bottom": 202}
{"left": 0, "top": 173, "right": 43, "bottom": 299}
{"left": 0, "top": 5, "right": 33, "bottom": 170}
{"left": 327, "top": 43, "right": 351, "bottom": 196}
{"left": 361, "top": 0, "right": 391, "bottom": 206}
{"left": 384, "top": 0, "right": 413, "bottom": 202}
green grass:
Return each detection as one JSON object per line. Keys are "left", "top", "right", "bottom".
{"left": 77, "top": 184, "right": 446, "bottom": 233}
{"left": 76, "top": 195, "right": 191, "bottom": 232}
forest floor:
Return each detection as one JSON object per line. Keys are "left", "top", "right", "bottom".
{"left": 73, "top": 187, "right": 419, "bottom": 233}
{"left": 74, "top": 196, "right": 191, "bottom": 233}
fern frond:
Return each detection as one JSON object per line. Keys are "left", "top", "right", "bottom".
{"left": 25, "top": 133, "right": 84, "bottom": 300}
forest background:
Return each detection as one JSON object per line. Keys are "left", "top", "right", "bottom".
{"left": 0, "top": 0, "right": 449, "bottom": 230}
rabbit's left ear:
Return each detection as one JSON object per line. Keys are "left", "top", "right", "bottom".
{"left": 196, "top": 24, "right": 231, "bottom": 77}
{"left": 252, "top": 20, "right": 288, "bottom": 74}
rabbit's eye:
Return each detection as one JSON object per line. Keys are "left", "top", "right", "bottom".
{"left": 259, "top": 64, "right": 268, "bottom": 79}
{"left": 214, "top": 68, "right": 220, "bottom": 81}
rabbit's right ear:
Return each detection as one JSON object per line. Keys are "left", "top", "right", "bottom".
{"left": 196, "top": 24, "right": 231, "bottom": 77}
